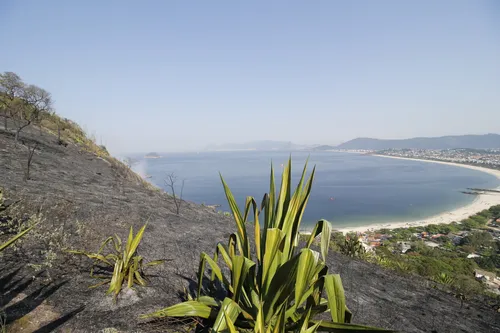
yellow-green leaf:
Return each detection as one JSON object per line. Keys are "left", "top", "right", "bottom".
{"left": 324, "top": 274, "right": 346, "bottom": 323}
{"left": 140, "top": 301, "right": 213, "bottom": 319}
{"left": 220, "top": 174, "right": 250, "bottom": 257}
{"left": 0, "top": 224, "right": 35, "bottom": 252}
{"left": 295, "top": 249, "right": 320, "bottom": 308}
{"left": 212, "top": 298, "right": 242, "bottom": 332}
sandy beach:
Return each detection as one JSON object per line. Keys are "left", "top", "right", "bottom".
{"left": 336, "top": 155, "right": 500, "bottom": 234}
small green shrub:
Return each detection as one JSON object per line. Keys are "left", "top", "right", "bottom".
{"left": 433, "top": 272, "right": 455, "bottom": 286}
{"left": 68, "top": 224, "right": 163, "bottom": 300}
{"left": 339, "top": 236, "right": 365, "bottom": 258}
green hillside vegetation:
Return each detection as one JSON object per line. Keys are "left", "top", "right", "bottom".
{"left": 335, "top": 205, "right": 500, "bottom": 299}
{"left": 0, "top": 72, "right": 108, "bottom": 157}
{"left": 0, "top": 71, "right": 156, "bottom": 188}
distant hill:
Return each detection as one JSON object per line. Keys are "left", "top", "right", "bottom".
{"left": 205, "top": 140, "right": 306, "bottom": 151}
{"left": 336, "top": 134, "right": 500, "bottom": 150}
{"left": 311, "top": 145, "right": 337, "bottom": 151}
{"left": 144, "top": 152, "right": 161, "bottom": 158}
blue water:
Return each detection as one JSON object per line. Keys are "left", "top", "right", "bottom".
{"left": 132, "top": 152, "right": 500, "bottom": 229}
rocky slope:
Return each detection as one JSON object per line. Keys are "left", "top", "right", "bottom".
{"left": 1, "top": 122, "right": 499, "bottom": 332}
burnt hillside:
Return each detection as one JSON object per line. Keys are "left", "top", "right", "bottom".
{"left": 0, "top": 121, "right": 499, "bottom": 332}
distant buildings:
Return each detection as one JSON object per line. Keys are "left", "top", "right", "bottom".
{"left": 474, "top": 269, "right": 500, "bottom": 295}
{"left": 377, "top": 148, "right": 500, "bottom": 169}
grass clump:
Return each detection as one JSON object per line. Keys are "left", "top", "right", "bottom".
{"left": 142, "top": 158, "right": 391, "bottom": 332}
{"left": 68, "top": 223, "right": 163, "bottom": 300}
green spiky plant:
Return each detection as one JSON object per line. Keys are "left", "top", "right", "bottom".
{"left": 0, "top": 188, "right": 36, "bottom": 252}
{"left": 434, "top": 272, "right": 454, "bottom": 286}
{"left": 142, "top": 159, "right": 393, "bottom": 332}
{"left": 339, "top": 236, "right": 366, "bottom": 258}
{"left": 68, "top": 224, "right": 163, "bottom": 300}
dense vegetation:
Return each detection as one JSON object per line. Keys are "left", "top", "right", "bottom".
{"left": 332, "top": 205, "right": 500, "bottom": 299}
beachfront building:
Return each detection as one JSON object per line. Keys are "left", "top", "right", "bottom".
{"left": 423, "top": 241, "right": 440, "bottom": 248}
{"left": 474, "top": 269, "right": 496, "bottom": 282}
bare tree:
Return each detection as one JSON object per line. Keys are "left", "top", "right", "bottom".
{"left": 11, "top": 84, "right": 53, "bottom": 143}
{"left": 54, "top": 114, "right": 67, "bottom": 144}
{"left": 123, "top": 157, "right": 133, "bottom": 169}
{"left": 0, "top": 72, "right": 25, "bottom": 131}
{"left": 164, "top": 173, "right": 185, "bottom": 215}
{"left": 24, "top": 142, "right": 38, "bottom": 182}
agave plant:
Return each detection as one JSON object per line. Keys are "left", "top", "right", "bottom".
{"left": 68, "top": 224, "right": 163, "bottom": 300}
{"left": 434, "top": 272, "right": 454, "bottom": 286}
{"left": 142, "top": 159, "right": 392, "bottom": 332}
{"left": 339, "top": 236, "right": 366, "bottom": 258}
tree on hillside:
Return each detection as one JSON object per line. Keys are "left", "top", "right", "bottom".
{"left": 0, "top": 72, "right": 25, "bottom": 131}
{"left": 164, "top": 173, "right": 185, "bottom": 215}
{"left": 11, "top": 84, "right": 53, "bottom": 143}
{"left": 53, "top": 114, "right": 67, "bottom": 144}
{"left": 0, "top": 72, "right": 53, "bottom": 142}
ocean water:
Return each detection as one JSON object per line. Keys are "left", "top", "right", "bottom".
{"left": 132, "top": 151, "right": 500, "bottom": 229}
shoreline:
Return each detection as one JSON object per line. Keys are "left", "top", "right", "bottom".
{"left": 334, "top": 155, "right": 500, "bottom": 234}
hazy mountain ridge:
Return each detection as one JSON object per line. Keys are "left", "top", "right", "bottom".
{"left": 205, "top": 140, "right": 313, "bottom": 151}
{"left": 336, "top": 134, "right": 500, "bottom": 150}
{"left": 206, "top": 134, "right": 500, "bottom": 153}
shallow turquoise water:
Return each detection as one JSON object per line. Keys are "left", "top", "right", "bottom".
{"left": 133, "top": 151, "right": 500, "bottom": 229}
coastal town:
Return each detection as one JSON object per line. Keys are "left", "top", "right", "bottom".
{"left": 344, "top": 205, "right": 500, "bottom": 296}
{"left": 375, "top": 148, "right": 500, "bottom": 169}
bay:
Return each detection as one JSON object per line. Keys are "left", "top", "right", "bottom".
{"left": 132, "top": 151, "right": 500, "bottom": 229}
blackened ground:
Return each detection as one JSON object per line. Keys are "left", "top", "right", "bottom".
{"left": 0, "top": 123, "right": 499, "bottom": 332}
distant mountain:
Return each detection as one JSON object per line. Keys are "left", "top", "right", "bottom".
{"left": 205, "top": 140, "right": 306, "bottom": 151}
{"left": 336, "top": 134, "right": 500, "bottom": 150}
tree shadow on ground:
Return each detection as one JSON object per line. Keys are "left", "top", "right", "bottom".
{"left": 0, "top": 267, "right": 69, "bottom": 324}
{"left": 32, "top": 305, "right": 85, "bottom": 333}
{"left": 0, "top": 267, "right": 44, "bottom": 308}
{"left": 4, "top": 280, "right": 69, "bottom": 324}
{"left": 0, "top": 266, "right": 84, "bottom": 332}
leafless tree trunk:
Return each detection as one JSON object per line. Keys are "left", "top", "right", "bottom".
{"left": 14, "top": 120, "right": 31, "bottom": 145}
{"left": 123, "top": 157, "right": 133, "bottom": 169}
{"left": 164, "top": 173, "right": 185, "bottom": 215}
{"left": 24, "top": 142, "right": 38, "bottom": 182}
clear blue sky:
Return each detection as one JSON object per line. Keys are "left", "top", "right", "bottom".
{"left": 1, "top": 0, "right": 499, "bottom": 153}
